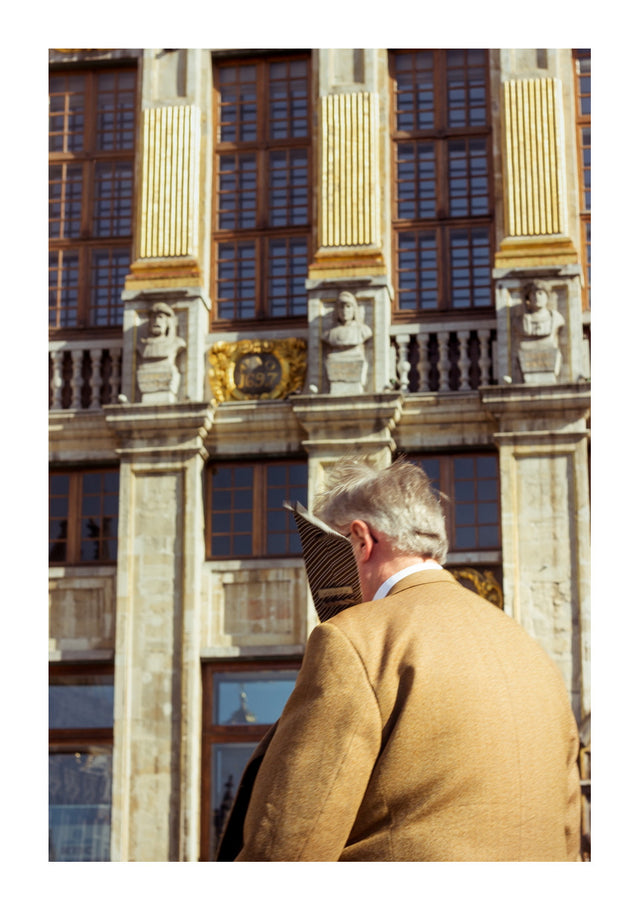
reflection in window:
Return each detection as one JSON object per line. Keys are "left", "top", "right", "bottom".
{"left": 49, "top": 666, "right": 114, "bottom": 862}
{"left": 202, "top": 663, "right": 299, "bottom": 859}
{"left": 50, "top": 468, "right": 119, "bottom": 565}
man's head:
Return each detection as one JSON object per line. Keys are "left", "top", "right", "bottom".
{"left": 314, "top": 455, "right": 448, "bottom": 567}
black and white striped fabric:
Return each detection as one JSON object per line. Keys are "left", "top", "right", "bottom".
{"left": 285, "top": 501, "right": 362, "bottom": 621}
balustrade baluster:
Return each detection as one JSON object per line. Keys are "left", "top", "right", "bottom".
{"left": 478, "top": 328, "right": 491, "bottom": 386}
{"left": 396, "top": 334, "right": 411, "bottom": 392}
{"left": 51, "top": 351, "right": 63, "bottom": 410}
{"left": 109, "top": 347, "right": 122, "bottom": 403}
{"left": 417, "top": 332, "right": 430, "bottom": 393}
{"left": 89, "top": 349, "right": 102, "bottom": 409}
{"left": 458, "top": 330, "right": 471, "bottom": 391}
{"left": 436, "top": 331, "right": 450, "bottom": 392}
{"left": 70, "top": 349, "right": 83, "bottom": 410}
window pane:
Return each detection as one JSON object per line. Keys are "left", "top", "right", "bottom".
{"left": 49, "top": 750, "right": 112, "bottom": 861}
{"left": 49, "top": 74, "right": 86, "bottom": 153}
{"left": 49, "top": 250, "right": 79, "bottom": 328}
{"left": 267, "top": 238, "right": 308, "bottom": 317}
{"left": 395, "top": 51, "right": 435, "bottom": 131}
{"left": 269, "top": 58, "right": 309, "bottom": 139}
{"left": 49, "top": 674, "right": 114, "bottom": 728}
{"left": 90, "top": 249, "right": 128, "bottom": 326}
{"left": 397, "top": 142, "right": 436, "bottom": 219}
{"left": 209, "top": 464, "right": 254, "bottom": 557}
{"left": 450, "top": 227, "right": 491, "bottom": 308}
{"left": 79, "top": 470, "right": 119, "bottom": 562}
{"left": 446, "top": 49, "right": 488, "bottom": 127}
{"left": 265, "top": 462, "right": 307, "bottom": 554}
{"left": 218, "top": 64, "right": 258, "bottom": 142}
{"left": 217, "top": 154, "right": 257, "bottom": 230}
{"left": 96, "top": 70, "right": 136, "bottom": 151}
{"left": 397, "top": 231, "right": 438, "bottom": 311}
{"left": 49, "top": 164, "right": 83, "bottom": 239}
{"left": 216, "top": 242, "right": 256, "bottom": 319}
{"left": 210, "top": 743, "right": 257, "bottom": 856}
{"left": 93, "top": 162, "right": 133, "bottom": 237}
{"left": 213, "top": 669, "right": 298, "bottom": 725}
{"left": 269, "top": 149, "right": 308, "bottom": 227}
{"left": 448, "top": 139, "right": 489, "bottom": 217}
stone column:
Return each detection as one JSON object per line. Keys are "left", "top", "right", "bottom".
{"left": 120, "top": 48, "right": 213, "bottom": 407}
{"left": 292, "top": 391, "right": 404, "bottom": 635}
{"left": 104, "top": 402, "right": 215, "bottom": 861}
{"left": 482, "top": 385, "right": 590, "bottom": 723}
{"left": 305, "top": 49, "right": 393, "bottom": 398}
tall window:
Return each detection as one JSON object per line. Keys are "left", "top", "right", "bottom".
{"left": 211, "top": 55, "right": 311, "bottom": 323}
{"left": 49, "top": 68, "right": 137, "bottom": 329}
{"left": 390, "top": 50, "right": 492, "bottom": 314}
{"left": 49, "top": 468, "right": 119, "bottom": 564}
{"left": 573, "top": 49, "right": 591, "bottom": 310}
{"left": 49, "top": 664, "right": 114, "bottom": 861}
{"left": 200, "top": 661, "right": 299, "bottom": 860}
{"left": 412, "top": 452, "right": 500, "bottom": 552}
{"left": 206, "top": 460, "right": 307, "bottom": 559}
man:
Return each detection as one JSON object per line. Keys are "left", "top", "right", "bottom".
{"left": 218, "top": 457, "right": 581, "bottom": 862}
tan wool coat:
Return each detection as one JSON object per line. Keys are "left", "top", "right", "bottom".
{"left": 228, "top": 570, "right": 581, "bottom": 862}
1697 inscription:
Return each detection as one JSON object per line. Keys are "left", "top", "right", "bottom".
{"left": 233, "top": 353, "right": 282, "bottom": 395}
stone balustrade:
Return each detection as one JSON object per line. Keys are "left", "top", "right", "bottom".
{"left": 49, "top": 339, "right": 123, "bottom": 410}
{"left": 390, "top": 319, "right": 497, "bottom": 393}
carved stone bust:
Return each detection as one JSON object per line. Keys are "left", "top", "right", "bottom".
{"left": 322, "top": 291, "right": 372, "bottom": 394}
{"left": 517, "top": 280, "right": 565, "bottom": 384}
{"left": 137, "top": 302, "right": 186, "bottom": 402}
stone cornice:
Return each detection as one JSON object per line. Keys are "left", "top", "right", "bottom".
{"left": 103, "top": 401, "right": 216, "bottom": 461}
{"left": 292, "top": 392, "right": 404, "bottom": 455}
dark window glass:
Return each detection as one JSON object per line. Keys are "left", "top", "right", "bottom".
{"left": 213, "top": 55, "right": 310, "bottom": 323}
{"left": 413, "top": 452, "right": 500, "bottom": 552}
{"left": 49, "top": 469, "right": 119, "bottom": 565}
{"left": 391, "top": 50, "right": 492, "bottom": 313}
{"left": 202, "top": 661, "right": 300, "bottom": 860}
{"left": 207, "top": 460, "right": 307, "bottom": 559}
{"left": 49, "top": 666, "right": 114, "bottom": 862}
{"left": 49, "top": 68, "right": 136, "bottom": 330}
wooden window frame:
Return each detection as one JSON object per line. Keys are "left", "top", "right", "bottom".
{"left": 211, "top": 53, "right": 311, "bottom": 327}
{"left": 49, "top": 466, "right": 119, "bottom": 565}
{"left": 49, "top": 67, "right": 137, "bottom": 334}
{"left": 390, "top": 50, "right": 494, "bottom": 317}
{"left": 205, "top": 459, "right": 308, "bottom": 559}
{"left": 408, "top": 450, "right": 501, "bottom": 554}
{"left": 200, "top": 658, "right": 301, "bottom": 861}
{"left": 49, "top": 662, "right": 114, "bottom": 862}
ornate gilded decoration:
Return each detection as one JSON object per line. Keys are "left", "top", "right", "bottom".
{"left": 138, "top": 105, "right": 199, "bottom": 259}
{"left": 497, "top": 78, "right": 578, "bottom": 268}
{"left": 319, "top": 92, "right": 380, "bottom": 249}
{"left": 451, "top": 568, "right": 503, "bottom": 610}
{"left": 208, "top": 339, "right": 307, "bottom": 404}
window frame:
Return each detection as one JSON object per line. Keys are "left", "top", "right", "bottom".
{"left": 49, "top": 466, "right": 120, "bottom": 566}
{"left": 49, "top": 66, "right": 138, "bottom": 335}
{"left": 49, "top": 662, "right": 114, "bottom": 862}
{"left": 389, "top": 49, "right": 494, "bottom": 317}
{"left": 205, "top": 458, "right": 308, "bottom": 560}
{"left": 210, "top": 53, "right": 312, "bottom": 328}
{"left": 200, "top": 658, "right": 301, "bottom": 861}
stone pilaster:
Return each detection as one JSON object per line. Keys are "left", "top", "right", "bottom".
{"left": 292, "top": 391, "right": 403, "bottom": 636}
{"left": 482, "top": 384, "right": 590, "bottom": 722}
{"left": 104, "top": 401, "right": 215, "bottom": 861}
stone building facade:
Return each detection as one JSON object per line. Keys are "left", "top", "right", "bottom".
{"left": 48, "top": 48, "right": 591, "bottom": 861}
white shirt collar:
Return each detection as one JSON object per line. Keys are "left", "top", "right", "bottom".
{"left": 373, "top": 560, "right": 441, "bottom": 601}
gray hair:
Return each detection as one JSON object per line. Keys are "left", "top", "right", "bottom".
{"left": 313, "top": 456, "right": 448, "bottom": 563}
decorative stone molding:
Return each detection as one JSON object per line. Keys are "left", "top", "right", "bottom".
{"left": 208, "top": 338, "right": 307, "bottom": 404}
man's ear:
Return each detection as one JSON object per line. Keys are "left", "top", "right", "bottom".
{"left": 349, "top": 519, "right": 375, "bottom": 561}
